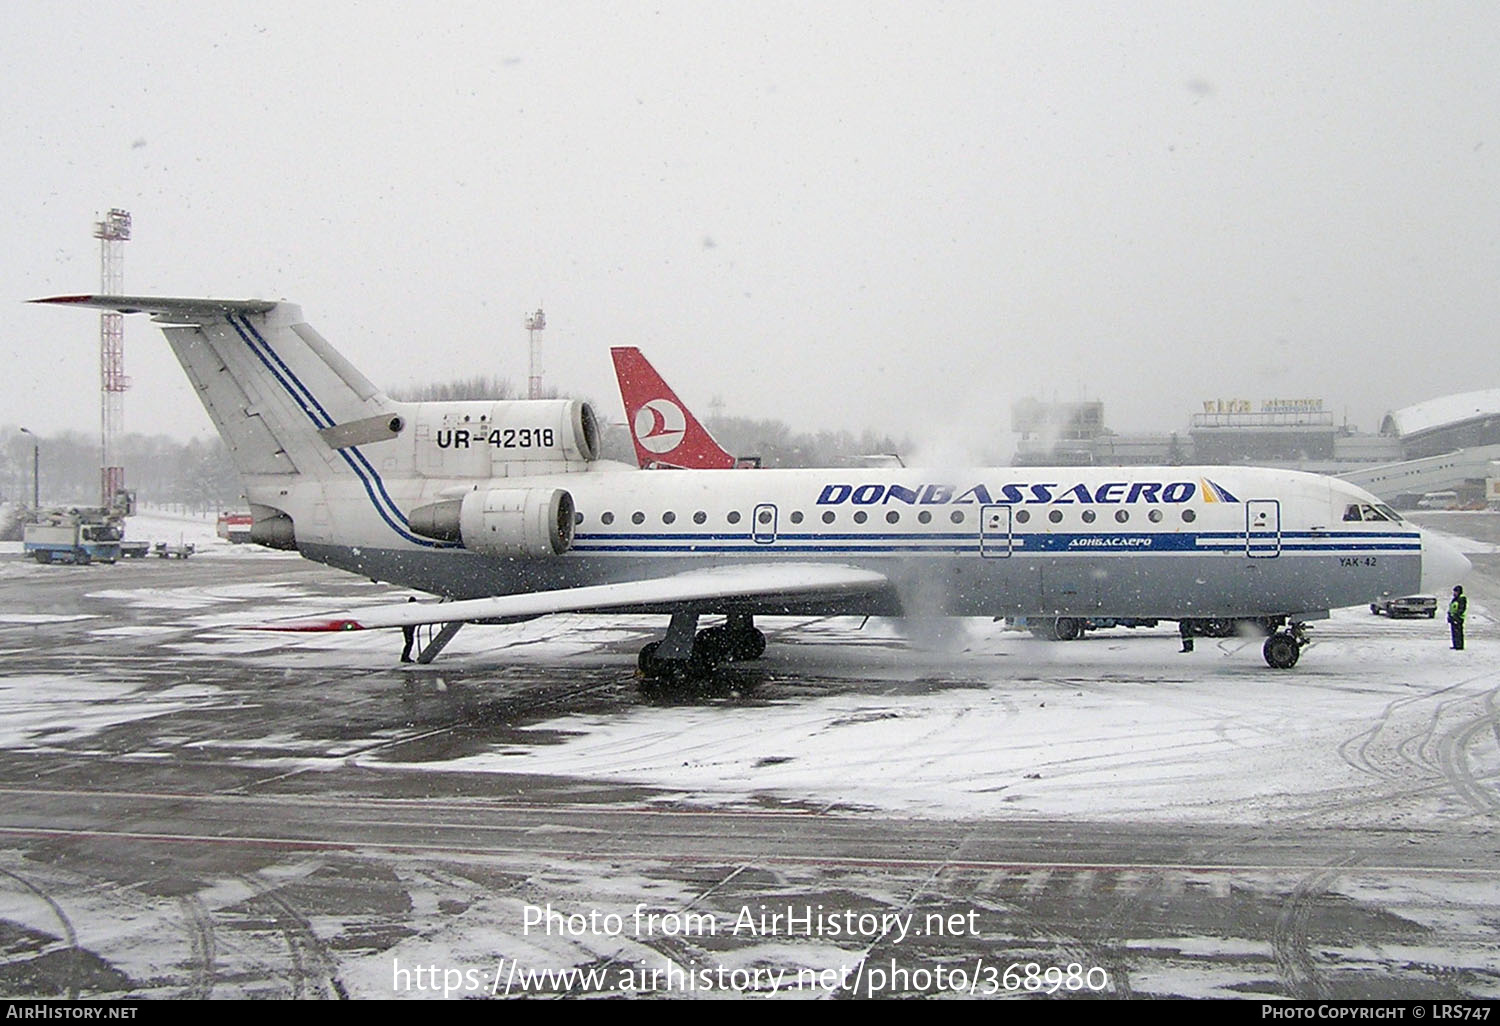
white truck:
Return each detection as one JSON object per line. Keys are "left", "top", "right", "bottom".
{"left": 22, "top": 515, "right": 123, "bottom": 564}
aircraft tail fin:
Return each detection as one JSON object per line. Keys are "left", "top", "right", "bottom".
{"left": 33, "top": 296, "right": 402, "bottom": 482}
{"left": 609, "top": 346, "right": 735, "bottom": 470}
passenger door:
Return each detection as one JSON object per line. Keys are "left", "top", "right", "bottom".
{"left": 752, "top": 503, "right": 778, "bottom": 545}
{"left": 980, "top": 504, "right": 1013, "bottom": 558}
{"left": 1246, "top": 499, "right": 1281, "bottom": 557}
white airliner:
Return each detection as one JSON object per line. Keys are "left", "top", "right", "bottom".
{"left": 37, "top": 296, "right": 1470, "bottom": 674}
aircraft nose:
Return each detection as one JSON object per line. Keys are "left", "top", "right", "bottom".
{"left": 1419, "top": 529, "right": 1471, "bottom": 594}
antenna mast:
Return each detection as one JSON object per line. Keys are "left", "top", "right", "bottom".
{"left": 94, "top": 208, "right": 131, "bottom": 506}
{"left": 526, "top": 308, "right": 546, "bottom": 399}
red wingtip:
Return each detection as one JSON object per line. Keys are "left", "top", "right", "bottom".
{"left": 247, "top": 619, "right": 367, "bottom": 633}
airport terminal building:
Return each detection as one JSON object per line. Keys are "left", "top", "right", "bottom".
{"left": 1013, "top": 389, "right": 1500, "bottom": 507}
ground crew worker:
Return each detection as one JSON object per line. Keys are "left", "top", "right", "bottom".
{"left": 1179, "top": 618, "right": 1194, "bottom": 653}
{"left": 1448, "top": 585, "right": 1467, "bottom": 650}
{"left": 400, "top": 596, "right": 418, "bottom": 662}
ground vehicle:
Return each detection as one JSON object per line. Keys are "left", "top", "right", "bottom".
{"left": 216, "top": 511, "right": 253, "bottom": 543}
{"left": 154, "top": 542, "right": 196, "bottom": 559}
{"left": 121, "top": 540, "right": 151, "bottom": 558}
{"left": 1014, "top": 616, "right": 1159, "bottom": 641}
{"left": 22, "top": 515, "right": 123, "bottom": 564}
{"left": 1370, "top": 595, "right": 1438, "bottom": 618}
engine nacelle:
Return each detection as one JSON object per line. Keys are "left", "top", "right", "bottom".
{"left": 409, "top": 488, "right": 574, "bottom": 558}
{"left": 410, "top": 399, "right": 601, "bottom": 478}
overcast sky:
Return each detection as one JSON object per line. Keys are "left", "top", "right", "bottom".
{"left": 3, "top": 1, "right": 1498, "bottom": 461}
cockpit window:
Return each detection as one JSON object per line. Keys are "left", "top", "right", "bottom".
{"left": 1374, "top": 504, "right": 1402, "bottom": 522}
{"left": 1343, "top": 504, "right": 1363, "bottom": 521}
{"left": 1345, "top": 503, "right": 1396, "bottom": 523}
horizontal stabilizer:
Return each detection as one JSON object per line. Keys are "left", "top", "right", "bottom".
{"left": 31, "top": 295, "right": 277, "bottom": 320}
{"left": 255, "top": 563, "right": 891, "bottom": 631}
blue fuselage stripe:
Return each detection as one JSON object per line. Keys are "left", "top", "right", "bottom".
{"left": 570, "top": 530, "right": 1420, "bottom": 556}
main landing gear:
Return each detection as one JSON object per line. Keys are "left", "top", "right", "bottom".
{"left": 637, "top": 612, "right": 766, "bottom": 682}
{"left": 1261, "top": 623, "right": 1310, "bottom": 669}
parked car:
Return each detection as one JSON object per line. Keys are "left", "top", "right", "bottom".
{"left": 1370, "top": 595, "right": 1438, "bottom": 619}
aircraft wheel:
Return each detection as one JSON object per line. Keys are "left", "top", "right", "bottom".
{"left": 1053, "top": 617, "right": 1083, "bottom": 642}
{"left": 687, "top": 644, "right": 718, "bottom": 678}
{"left": 694, "top": 626, "right": 730, "bottom": 663}
{"left": 638, "top": 641, "right": 664, "bottom": 677}
{"left": 34, "top": 551, "right": 51, "bottom": 564}
{"left": 639, "top": 640, "right": 717, "bottom": 681}
{"left": 728, "top": 627, "right": 766, "bottom": 661}
{"left": 1263, "top": 633, "right": 1300, "bottom": 669}
{"left": 77, "top": 552, "right": 91, "bottom": 566}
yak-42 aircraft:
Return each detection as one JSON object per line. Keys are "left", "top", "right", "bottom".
{"left": 38, "top": 296, "right": 1470, "bottom": 675}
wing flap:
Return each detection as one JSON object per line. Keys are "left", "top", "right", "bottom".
{"left": 255, "top": 563, "right": 891, "bottom": 631}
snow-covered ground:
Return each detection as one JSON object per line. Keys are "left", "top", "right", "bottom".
{"left": 0, "top": 516, "right": 1495, "bottom": 999}
{"left": 356, "top": 607, "right": 1494, "bottom": 827}
{"left": 9, "top": 559, "right": 1488, "bottom": 830}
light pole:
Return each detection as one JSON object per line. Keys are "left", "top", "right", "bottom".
{"left": 18, "top": 428, "right": 38, "bottom": 511}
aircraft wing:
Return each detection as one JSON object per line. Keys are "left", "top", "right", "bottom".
{"left": 257, "top": 563, "right": 891, "bottom": 631}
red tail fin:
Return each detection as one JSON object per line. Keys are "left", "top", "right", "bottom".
{"left": 610, "top": 347, "right": 735, "bottom": 469}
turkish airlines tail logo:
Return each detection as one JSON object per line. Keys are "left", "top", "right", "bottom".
{"left": 635, "top": 399, "right": 687, "bottom": 454}
{"left": 611, "top": 347, "right": 735, "bottom": 469}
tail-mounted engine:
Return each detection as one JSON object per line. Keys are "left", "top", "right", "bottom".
{"left": 409, "top": 488, "right": 574, "bottom": 557}
{"left": 411, "top": 399, "right": 600, "bottom": 478}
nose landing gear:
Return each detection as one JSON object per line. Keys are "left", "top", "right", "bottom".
{"left": 1262, "top": 623, "right": 1310, "bottom": 669}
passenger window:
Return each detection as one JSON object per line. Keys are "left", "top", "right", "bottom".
{"left": 918, "top": 510, "right": 932, "bottom": 524}
{"left": 758, "top": 509, "right": 772, "bottom": 525}
{"left": 693, "top": 511, "right": 707, "bottom": 525}
{"left": 1115, "top": 509, "right": 1129, "bottom": 523}
{"left": 853, "top": 511, "right": 868, "bottom": 524}
{"left": 822, "top": 510, "right": 836, "bottom": 524}
{"left": 1081, "top": 509, "right": 1096, "bottom": 524}
{"left": 886, "top": 511, "right": 900, "bottom": 524}
{"left": 662, "top": 511, "right": 676, "bottom": 525}
{"left": 950, "top": 510, "right": 965, "bottom": 524}
{"left": 601, "top": 512, "right": 614, "bottom": 525}
{"left": 727, "top": 511, "right": 741, "bottom": 525}
{"left": 575, "top": 512, "right": 584, "bottom": 525}
{"left": 1182, "top": 509, "right": 1196, "bottom": 523}
{"left": 790, "top": 511, "right": 804, "bottom": 524}
{"left": 632, "top": 512, "right": 645, "bottom": 525}
{"left": 1048, "top": 509, "right": 1063, "bottom": 524}
{"left": 1148, "top": 509, "right": 1163, "bottom": 523}
{"left": 1015, "top": 509, "right": 1030, "bottom": 524}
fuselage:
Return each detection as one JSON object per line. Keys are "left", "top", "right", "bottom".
{"left": 265, "top": 462, "right": 1426, "bottom": 620}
